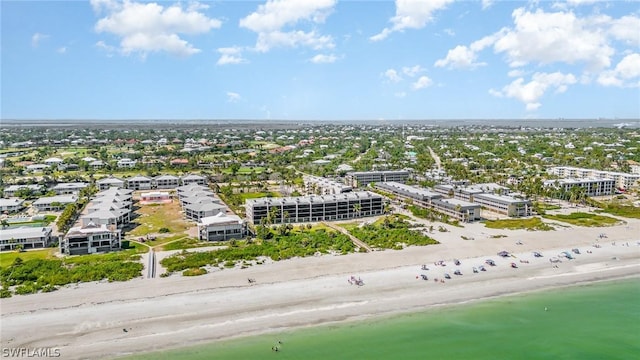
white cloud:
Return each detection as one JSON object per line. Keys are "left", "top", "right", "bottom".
{"left": 443, "top": 28, "right": 455, "bottom": 36}
{"left": 402, "top": 65, "right": 425, "bottom": 77}
{"left": 310, "top": 54, "right": 337, "bottom": 64}
{"left": 216, "top": 47, "right": 248, "bottom": 65}
{"left": 226, "top": 92, "right": 241, "bottom": 103}
{"left": 481, "top": 0, "right": 494, "bottom": 10}
{"left": 383, "top": 69, "right": 402, "bottom": 83}
{"left": 92, "top": 0, "right": 221, "bottom": 57}
{"left": 491, "top": 72, "right": 577, "bottom": 111}
{"left": 57, "top": 47, "right": 67, "bottom": 54}
{"left": 31, "top": 33, "right": 49, "bottom": 47}
{"left": 438, "top": 8, "right": 631, "bottom": 75}
{"left": 255, "top": 30, "right": 334, "bottom": 52}
{"left": 370, "top": 0, "right": 454, "bottom": 41}
{"left": 494, "top": 8, "right": 614, "bottom": 71}
{"left": 597, "top": 53, "right": 640, "bottom": 87}
{"left": 608, "top": 15, "right": 640, "bottom": 47}
{"left": 412, "top": 75, "right": 433, "bottom": 90}
{"left": 395, "top": 92, "right": 407, "bottom": 98}
{"left": 434, "top": 45, "right": 486, "bottom": 69}
{"left": 240, "top": 0, "right": 336, "bottom": 52}
{"left": 507, "top": 69, "right": 525, "bottom": 77}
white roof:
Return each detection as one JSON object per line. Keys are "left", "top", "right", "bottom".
{"left": 199, "top": 212, "right": 242, "bottom": 226}
{"left": 33, "top": 195, "right": 77, "bottom": 205}
{"left": 0, "top": 227, "right": 51, "bottom": 240}
{"left": 0, "top": 197, "right": 25, "bottom": 206}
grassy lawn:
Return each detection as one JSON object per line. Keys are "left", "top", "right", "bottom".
{"left": 221, "top": 167, "right": 265, "bottom": 175}
{"left": 596, "top": 205, "right": 640, "bottom": 219}
{"left": 483, "top": 217, "right": 555, "bottom": 231}
{"left": 543, "top": 212, "right": 621, "bottom": 227}
{"left": 0, "top": 248, "right": 56, "bottom": 268}
{"left": 239, "top": 191, "right": 280, "bottom": 200}
{"left": 128, "top": 200, "right": 192, "bottom": 237}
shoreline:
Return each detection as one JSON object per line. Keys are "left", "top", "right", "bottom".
{"left": 122, "top": 273, "right": 640, "bottom": 359}
{"left": 2, "top": 220, "right": 640, "bottom": 359}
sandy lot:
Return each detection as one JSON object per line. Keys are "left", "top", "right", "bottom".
{"left": 1, "top": 218, "right": 639, "bottom": 359}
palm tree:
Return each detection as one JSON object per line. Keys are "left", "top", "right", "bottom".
{"left": 352, "top": 203, "right": 362, "bottom": 218}
{"left": 1, "top": 219, "right": 9, "bottom": 229}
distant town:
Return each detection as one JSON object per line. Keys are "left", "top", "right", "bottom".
{"left": 1, "top": 120, "right": 639, "bottom": 296}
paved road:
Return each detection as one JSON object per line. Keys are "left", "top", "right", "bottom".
{"left": 428, "top": 146, "right": 442, "bottom": 170}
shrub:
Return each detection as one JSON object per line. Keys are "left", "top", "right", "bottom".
{"left": 158, "top": 227, "right": 170, "bottom": 233}
{"left": 183, "top": 268, "right": 207, "bottom": 276}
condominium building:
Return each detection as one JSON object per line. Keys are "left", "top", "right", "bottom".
{"left": 33, "top": 195, "right": 78, "bottom": 212}
{"left": 51, "top": 182, "right": 88, "bottom": 195}
{"left": 181, "top": 174, "right": 208, "bottom": 186}
{"left": 433, "top": 184, "right": 483, "bottom": 202}
{"left": 376, "top": 182, "right": 481, "bottom": 222}
{"left": 154, "top": 174, "right": 180, "bottom": 189}
{"left": 303, "top": 175, "right": 352, "bottom": 195}
{"left": 431, "top": 198, "right": 482, "bottom": 223}
{"left": 2, "top": 184, "right": 45, "bottom": 198}
{"left": 375, "top": 182, "right": 442, "bottom": 207}
{"left": 184, "top": 202, "right": 227, "bottom": 221}
{"left": 126, "top": 175, "right": 153, "bottom": 190}
{"left": 97, "top": 176, "right": 126, "bottom": 190}
{"left": 473, "top": 193, "right": 532, "bottom": 217}
{"left": 543, "top": 178, "right": 615, "bottom": 197}
{"left": 61, "top": 223, "right": 121, "bottom": 255}
{"left": 548, "top": 166, "right": 640, "bottom": 190}
{"left": 0, "top": 197, "right": 25, "bottom": 213}
{"left": 345, "top": 170, "right": 410, "bottom": 187}
{"left": 245, "top": 191, "right": 384, "bottom": 224}
{"left": 0, "top": 227, "right": 53, "bottom": 251}
{"left": 198, "top": 213, "right": 246, "bottom": 241}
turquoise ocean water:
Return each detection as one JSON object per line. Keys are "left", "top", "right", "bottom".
{"left": 127, "top": 278, "right": 640, "bottom": 360}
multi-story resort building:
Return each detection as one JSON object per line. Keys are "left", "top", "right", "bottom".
{"left": 543, "top": 178, "right": 615, "bottom": 197}
{"left": 198, "top": 213, "right": 246, "bottom": 241}
{"left": 245, "top": 191, "right": 384, "bottom": 224}
{"left": 97, "top": 176, "right": 126, "bottom": 190}
{"left": 375, "top": 182, "right": 481, "bottom": 222}
{"left": 180, "top": 174, "right": 208, "bottom": 186}
{"left": 303, "top": 175, "right": 352, "bottom": 195}
{"left": 33, "top": 195, "right": 78, "bottom": 212}
{"left": 433, "top": 184, "right": 483, "bottom": 202}
{"left": 84, "top": 188, "right": 133, "bottom": 227}
{"left": 61, "top": 223, "right": 121, "bottom": 255}
{"left": 125, "top": 175, "right": 153, "bottom": 190}
{"left": 375, "top": 182, "right": 442, "bottom": 207}
{"left": 184, "top": 202, "right": 227, "bottom": 221}
{"left": 2, "top": 184, "right": 45, "bottom": 198}
{"left": 0, "top": 227, "right": 53, "bottom": 251}
{"left": 431, "top": 198, "right": 482, "bottom": 223}
{"left": 51, "top": 182, "right": 89, "bottom": 195}
{"left": 154, "top": 174, "right": 180, "bottom": 189}
{"left": 472, "top": 193, "right": 532, "bottom": 217}
{"left": 345, "top": 170, "right": 410, "bottom": 187}
{"left": 547, "top": 166, "right": 640, "bottom": 190}
{"left": 0, "top": 198, "right": 25, "bottom": 213}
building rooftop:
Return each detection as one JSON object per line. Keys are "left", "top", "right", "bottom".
{"left": 199, "top": 212, "right": 243, "bottom": 226}
{"left": 33, "top": 195, "right": 78, "bottom": 205}
{"left": 0, "top": 227, "right": 52, "bottom": 240}
{"left": 474, "top": 193, "right": 530, "bottom": 204}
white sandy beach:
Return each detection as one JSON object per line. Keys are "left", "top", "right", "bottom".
{"left": 1, "top": 218, "right": 640, "bottom": 359}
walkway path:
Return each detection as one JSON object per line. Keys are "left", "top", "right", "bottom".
{"left": 322, "top": 222, "right": 373, "bottom": 252}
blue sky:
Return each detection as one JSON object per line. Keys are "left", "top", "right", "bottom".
{"left": 1, "top": 0, "right": 639, "bottom": 120}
